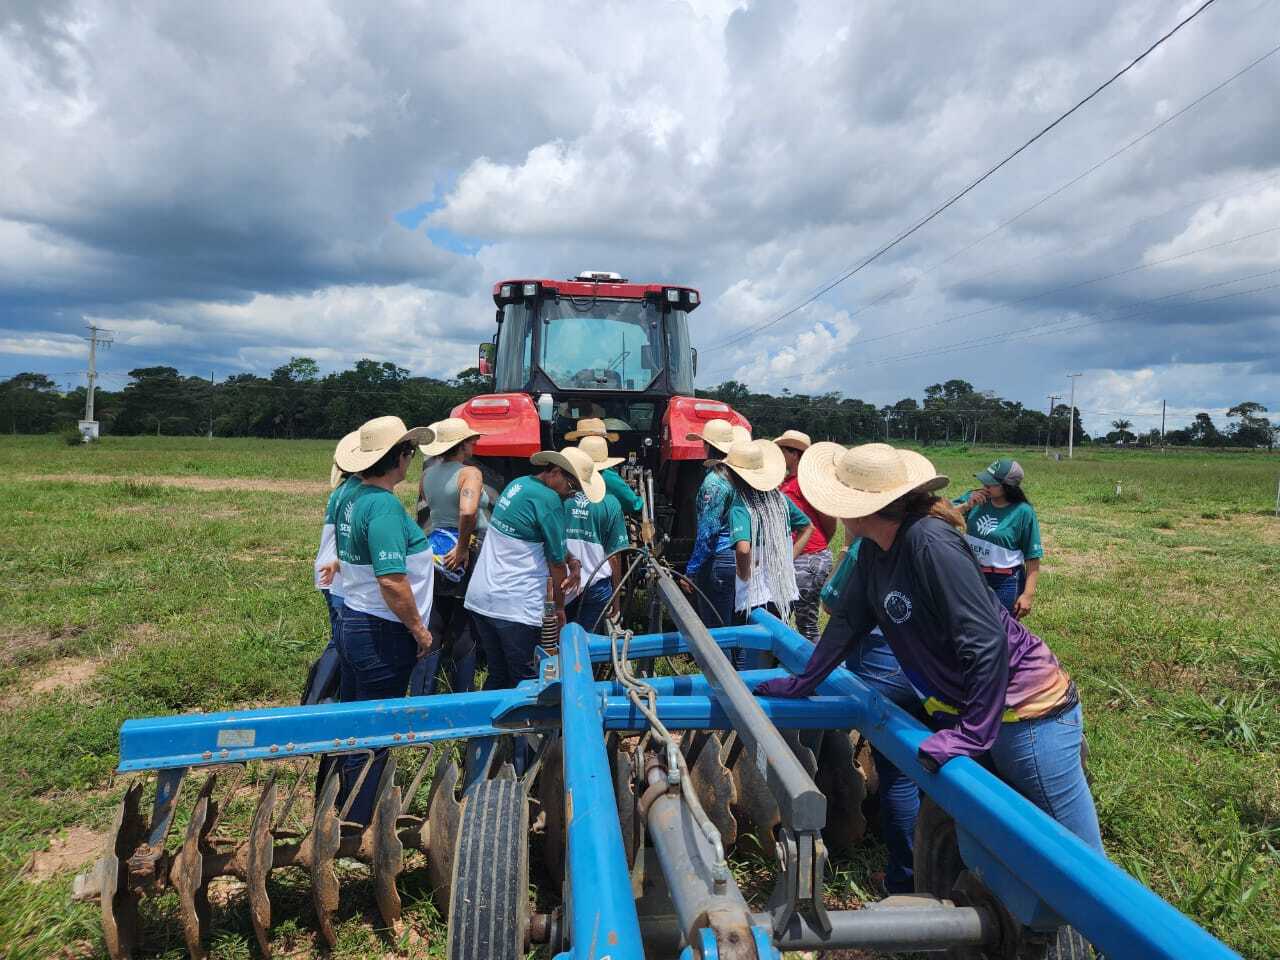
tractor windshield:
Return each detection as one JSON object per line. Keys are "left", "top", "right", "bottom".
{"left": 539, "top": 298, "right": 664, "bottom": 391}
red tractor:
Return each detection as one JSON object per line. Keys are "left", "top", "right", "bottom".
{"left": 452, "top": 271, "right": 750, "bottom": 560}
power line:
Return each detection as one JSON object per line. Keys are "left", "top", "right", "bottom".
{"left": 700, "top": 220, "right": 1280, "bottom": 381}
{"left": 708, "top": 0, "right": 1225, "bottom": 351}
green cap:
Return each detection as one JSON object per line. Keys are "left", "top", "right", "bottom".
{"left": 976, "top": 458, "right": 1024, "bottom": 487}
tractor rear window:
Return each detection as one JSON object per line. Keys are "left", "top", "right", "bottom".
{"left": 539, "top": 298, "right": 663, "bottom": 391}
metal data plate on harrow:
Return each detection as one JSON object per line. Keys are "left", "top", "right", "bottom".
{"left": 76, "top": 566, "right": 1242, "bottom": 960}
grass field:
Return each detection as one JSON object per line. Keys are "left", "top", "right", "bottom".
{"left": 1, "top": 435, "right": 1277, "bottom": 959}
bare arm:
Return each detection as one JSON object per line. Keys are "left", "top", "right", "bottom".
{"left": 815, "top": 511, "right": 837, "bottom": 542}
{"left": 443, "top": 465, "right": 483, "bottom": 570}
{"left": 792, "top": 523, "right": 813, "bottom": 559}
{"left": 549, "top": 560, "right": 569, "bottom": 628}
{"left": 377, "top": 573, "right": 434, "bottom": 657}
{"left": 735, "top": 539, "right": 752, "bottom": 582}
{"left": 1014, "top": 558, "right": 1040, "bottom": 620}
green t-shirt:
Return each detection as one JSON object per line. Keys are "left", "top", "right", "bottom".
{"left": 565, "top": 492, "right": 628, "bottom": 594}
{"left": 727, "top": 494, "right": 810, "bottom": 545}
{"left": 316, "top": 474, "right": 363, "bottom": 593}
{"left": 338, "top": 484, "right": 434, "bottom": 622}
{"left": 603, "top": 468, "right": 644, "bottom": 515}
{"left": 487, "top": 476, "right": 568, "bottom": 564}
{"left": 955, "top": 491, "right": 1044, "bottom": 568}
{"left": 820, "top": 537, "right": 863, "bottom": 611}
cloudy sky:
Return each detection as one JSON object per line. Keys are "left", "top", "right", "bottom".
{"left": 2, "top": 0, "right": 1278, "bottom": 433}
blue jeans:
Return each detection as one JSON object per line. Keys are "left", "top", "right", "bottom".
{"left": 409, "top": 593, "right": 476, "bottom": 696}
{"left": 984, "top": 570, "right": 1022, "bottom": 615}
{"left": 473, "top": 613, "right": 541, "bottom": 690}
{"left": 693, "top": 553, "right": 736, "bottom": 629}
{"left": 845, "top": 632, "right": 922, "bottom": 894}
{"left": 336, "top": 606, "right": 418, "bottom": 826}
{"left": 303, "top": 591, "right": 344, "bottom": 705}
{"left": 988, "top": 702, "right": 1104, "bottom": 853}
{"left": 568, "top": 578, "right": 614, "bottom": 634}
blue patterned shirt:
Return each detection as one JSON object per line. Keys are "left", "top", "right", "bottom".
{"left": 686, "top": 469, "right": 735, "bottom": 576}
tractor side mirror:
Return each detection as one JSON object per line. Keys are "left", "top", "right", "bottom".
{"left": 692, "top": 348, "right": 698, "bottom": 376}
{"left": 478, "top": 341, "right": 495, "bottom": 377}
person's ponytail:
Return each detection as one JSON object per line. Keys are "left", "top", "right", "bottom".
{"left": 877, "top": 489, "right": 965, "bottom": 532}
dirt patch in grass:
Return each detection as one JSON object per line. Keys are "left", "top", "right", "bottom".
{"left": 23, "top": 825, "right": 105, "bottom": 882}
{"left": 29, "top": 658, "right": 100, "bottom": 696}
{"left": 0, "top": 625, "right": 86, "bottom": 667}
{"left": 19, "top": 473, "right": 329, "bottom": 495}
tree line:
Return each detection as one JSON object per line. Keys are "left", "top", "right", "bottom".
{"left": 1, "top": 362, "right": 1275, "bottom": 449}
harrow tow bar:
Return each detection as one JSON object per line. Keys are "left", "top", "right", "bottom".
{"left": 654, "top": 572, "right": 828, "bottom": 937}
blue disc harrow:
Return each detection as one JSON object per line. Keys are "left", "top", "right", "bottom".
{"left": 76, "top": 569, "right": 1240, "bottom": 959}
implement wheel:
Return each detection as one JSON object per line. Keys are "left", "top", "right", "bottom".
{"left": 447, "top": 778, "right": 530, "bottom": 960}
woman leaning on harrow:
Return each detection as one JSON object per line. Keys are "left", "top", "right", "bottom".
{"left": 755, "top": 443, "right": 1104, "bottom": 858}
{"left": 333, "top": 416, "right": 438, "bottom": 826}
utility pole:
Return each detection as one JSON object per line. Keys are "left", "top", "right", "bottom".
{"left": 884, "top": 415, "right": 891, "bottom": 440}
{"left": 1046, "top": 395, "right": 1061, "bottom": 455}
{"left": 208, "top": 371, "right": 215, "bottom": 439}
{"left": 1160, "top": 399, "right": 1167, "bottom": 449}
{"left": 81, "top": 324, "right": 113, "bottom": 441}
{"left": 1067, "top": 373, "right": 1082, "bottom": 459}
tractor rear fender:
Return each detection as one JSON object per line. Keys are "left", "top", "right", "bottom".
{"left": 452, "top": 393, "right": 540, "bottom": 458}
{"left": 662, "top": 396, "right": 751, "bottom": 462}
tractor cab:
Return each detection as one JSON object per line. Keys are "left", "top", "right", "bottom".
{"left": 456, "top": 271, "right": 749, "bottom": 556}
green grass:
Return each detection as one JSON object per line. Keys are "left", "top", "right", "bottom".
{"left": 1, "top": 436, "right": 1279, "bottom": 957}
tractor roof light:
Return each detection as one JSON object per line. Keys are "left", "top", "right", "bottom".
{"left": 522, "top": 282, "right": 538, "bottom": 297}
{"left": 499, "top": 284, "right": 512, "bottom": 299}
{"left": 665, "top": 288, "right": 680, "bottom": 303}
{"left": 688, "top": 291, "right": 699, "bottom": 305}
{"left": 576, "top": 270, "right": 627, "bottom": 282}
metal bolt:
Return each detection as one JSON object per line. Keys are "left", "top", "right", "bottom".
{"left": 393, "top": 734, "right": 401, "bottom": 742}
{"left": 334, "top": 739, "right": 341, "bottom": 747}
{"left": 346, "top": 737, "right": 356, "bottom": 746}
{"left": 286, "top": 742, "right": 295, "bottom": 751}
{"left": 407, "top": 732, "right": 415, "bottom": 741}
{"left": 202, "top": 751, "right": 212, "bottom": 761}
{"left": 269, "top": 745, "right": 279, "bottom": 754}
{"left": 220, "top": 748, "right": 229, "bottom": 758}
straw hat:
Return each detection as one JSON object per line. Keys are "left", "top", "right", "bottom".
{"left": 578, "top": 434, "right": 624, "bottom": 470}
{"left": 798, "top": 442, "right": 949, "bottom": 519}
{"left": 420, "top": 417, "right": 484, "bottom": 457}
{"left": 712, "top": 439, "right": 786, "bottom": 492}
{"left": 564, "top": 417, "right": 619, "bottom": 442}
{"left": 334, "top": 416, "right": 435, "bottom": 473}
{"left": 329, "top": 461, "right": 343, "bottom": 489}
{"left": 530, "top": 446, "right": 606, "bottom": 503}
{"left": 687, "top": 418, "right": 752, "bottom": 455}
{"left": 774, "top": 429, "right": 811, "bottom": 452}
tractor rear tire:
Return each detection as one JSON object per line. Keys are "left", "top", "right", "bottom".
{"left": 447, "top": 778, "right": 530, "bottom": 960}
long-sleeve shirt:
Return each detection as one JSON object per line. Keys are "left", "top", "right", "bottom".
{"left": 685, "top": 469, "right": 735, "bottom": 577}
{"left": 756, "top": 515, "right": 1072, "bottom": 765}
{"left": 603, "top": 468, "right": 645, "bottom": 516}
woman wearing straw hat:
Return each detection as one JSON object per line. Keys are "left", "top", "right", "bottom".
{"left": 683, "top": 419, "right": 753, "bottom": 628}
{"left": 465, "top": 447, "right": 605, "bottom": 690}
{"left": 332, "top": 416, "right": 437, "bottom": 826}
{"left": 757, "top": 442, "right": 1104, "bottom": 862}
{"left": 408, "top": 418, "right": 492, "bottom": 696}
{"left": 953, "top": 457, "right": 1043, "bottom": 619}
{"left": 775, "top": 429, "right": 836, "bottom": 643}
{"left": 566, "top": 418, "right": 644, "bottom": 515}
{"left": 717, "top": 438, "right": 811, "bottom": 668}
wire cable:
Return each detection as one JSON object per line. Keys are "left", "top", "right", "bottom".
{"left": 710, "top": 0, "right": 1226, "bottom": 351}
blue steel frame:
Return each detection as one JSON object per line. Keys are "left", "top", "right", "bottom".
{"left": 113, "top": 618, "right": 1240, "bottom": 960}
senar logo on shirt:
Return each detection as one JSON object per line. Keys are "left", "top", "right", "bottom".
{"left": 974, "top": 514, "right": 999, "bottom": 536}
{"left": 884, "top": 590, "right": 913, "bottom": 624}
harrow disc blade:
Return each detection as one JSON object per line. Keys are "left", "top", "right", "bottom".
{"left": 174, "top": 778, "right": 216, "bottom": 960}
{"left": 814, "top": 731, "right": 867, "bottom": 858}
{"left": 537, "top": 738, "right": 565, "bottom": 881}
{"left": 246, "top": 777, "right": 277, "bottom": 958}
{"left": 371, "top": 756, "right": 404, "bottom": 930}
{"left": 726, "top": 736, "right": 779, "bottom": 860}
{"left": 425, "top": 758, "right": 462, "bottom": 910}
{"left": 311, "top": 771, "right": 342, "bottom": 948}
{"left": 687, "top": 732, "right": 737, "bottom": 849}
{"left": 607, "top": 735, "right": 640, "bottom": 870}
{"left": 101, "top": 781, "right": 146, "bottom": 960}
